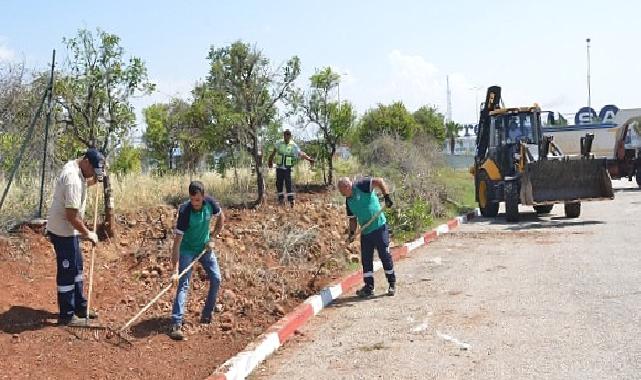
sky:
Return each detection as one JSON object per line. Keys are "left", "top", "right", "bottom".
{"left": 1, "top": 0, "right": 640, "bottom": 133}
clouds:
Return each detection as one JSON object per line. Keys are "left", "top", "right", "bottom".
{"left": 367, "top": 50, "right": 481, "bottom": 123}
{"left": 0, "top": 36, "right": 16, "bottom": 62}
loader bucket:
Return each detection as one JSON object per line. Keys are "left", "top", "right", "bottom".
{"left": 520, "top": 158, "right": 614, "bottom": 205}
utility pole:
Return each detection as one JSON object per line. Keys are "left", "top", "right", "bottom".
{"left": 470, "top": 86, "right": 482, "bottom": 123}
{"left": 446, "top": 75, "right": 452, "bottom": 122}
{"left": 586, "top": 38, "right": 592, "bottom": 115}
{"left": 38, "top": 49, "right": 56, "bottom": 219}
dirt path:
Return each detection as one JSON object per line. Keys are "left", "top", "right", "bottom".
{"left": 252, "top": 180, "right": 641, "bottom": 380}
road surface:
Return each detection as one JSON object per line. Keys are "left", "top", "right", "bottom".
{"left": 250, "top": 180, "right": 641, "bottom": 380}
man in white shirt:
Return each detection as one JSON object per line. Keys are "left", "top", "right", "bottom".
{"left": 46, "top": 148, "right": 104, "bottom": 326}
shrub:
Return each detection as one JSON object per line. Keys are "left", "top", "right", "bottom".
{"left": 357, "top": 134, "right": 447, "bottom": 240}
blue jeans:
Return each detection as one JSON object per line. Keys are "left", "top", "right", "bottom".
{"left": 171, "top": 250, "right": 221, "bottom": 325}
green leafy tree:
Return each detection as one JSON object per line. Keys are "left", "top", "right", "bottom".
{"left": 206, "top": 41, "right": 300, "bottom": 205}
{"left": 111, "top": 143, "right": 142, "bottom": 175}
{"left": 358, "top": 102, "right": 417, "bottom": 143}
{"left": 298, "top": 67, "right": 356, "bottom": 185}
{"left": 143, "top": 103, "right": 173, "bottom": 170}
{"left": 413, "top": 105, "right": 446, "bottom": 143}
{"left": 56, "top": 28, "right": 155, "bottom": 155}
{"left": 55, "top": 28, "right": 155, "bottom": 237}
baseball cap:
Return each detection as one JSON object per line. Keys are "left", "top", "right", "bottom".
{"left": 84, "top": 148, "right": 105, "bottom": 177}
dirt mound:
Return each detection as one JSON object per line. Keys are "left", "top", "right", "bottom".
{"left": 0, "top": 194, "right": 359, "bottom": 379}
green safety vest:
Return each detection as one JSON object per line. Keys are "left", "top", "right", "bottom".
{"left": 275, "top": 141, "right": 298, "bottom": 168}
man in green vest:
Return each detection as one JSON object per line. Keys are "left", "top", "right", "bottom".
{"left": 338, "top": 176, "right": 396, "bottom": 297}
{"left": 268, "top": 129, "right": 315, "bottom": 207}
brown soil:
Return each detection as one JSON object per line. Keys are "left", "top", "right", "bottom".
{"left": 0, "top": 194, "right": 358, "bottom": 379}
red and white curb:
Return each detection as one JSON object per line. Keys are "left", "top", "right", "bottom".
{"left": 207, "top": 209, "right": 480, "bottom": 380}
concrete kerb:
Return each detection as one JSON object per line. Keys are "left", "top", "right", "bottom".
{"left": 208, "top": 209, "right": 479, "bottom": 380}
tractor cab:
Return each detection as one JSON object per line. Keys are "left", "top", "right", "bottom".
{"left": 487, "top": 107, "right": 542, "bottom": 178}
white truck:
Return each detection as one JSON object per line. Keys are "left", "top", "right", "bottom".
{"left": 542, "top": 109, "right": 641, "bottom": 187}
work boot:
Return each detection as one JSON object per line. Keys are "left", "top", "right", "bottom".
{"left": 387, "top": 284, "right": 396, "bottom": 296}
{"left": 58, "top": 315, "right": 88, "bottom": 327}
{"left": 169, "top": 324, "right": 184, "bottom": 341}
{"left": 75, "top": 308, "right": 99, "bottom": 319}
{"left": 200, "top": 314, "right": 212, "bottom": 325}
{"left": 356, "top": 285, "right": 374, "bottom": 298}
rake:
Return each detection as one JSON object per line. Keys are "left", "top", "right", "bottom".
{"left": 66, "top": 185, "right": 109, "bottom": 338}
{"left": 104, "top": 248, "right": 209, "bottom": 345}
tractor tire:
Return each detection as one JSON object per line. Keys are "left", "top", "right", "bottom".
{"left": 477, "top": 171, "right": 499, "bottom": 218}
{"left": 564, "top": 202, "right": 581, "bottom": 218}
{"left": 534, "top": 205, "right": 554, "bottom": 214}
{"left": 505, "top": 180, "right": 520, "bottom": 222}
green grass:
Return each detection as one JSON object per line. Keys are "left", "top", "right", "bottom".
{"left": 388, "top": 167, "right": 475, "bottom": 243}
{"left": 436, "top": 167, "right": 476, "bottom": 212}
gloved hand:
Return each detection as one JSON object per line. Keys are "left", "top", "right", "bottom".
{"left": 383, "top": 194, "right": 393, "bottom": 208}
{"left": 86, "top": 231, "right": 99, "bottom": 245}
{"left": 207, "top": 239, "right": 216, "bottom": 251}
{"left": 171, "top": 272, "right": 180, "bottom": 287}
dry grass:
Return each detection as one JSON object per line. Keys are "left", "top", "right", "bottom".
{"left": 263, "top": 222, "right": 320, "bottom": 264}
{"left": 0, "top": 176, "right": 48, "bottom": 231}
{"left": 0, "top": 162, "right": 321, "bottom": 231}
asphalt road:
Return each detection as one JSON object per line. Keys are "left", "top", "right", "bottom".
{"left": 250, "top": 179, "right": 641, "bottom": 380}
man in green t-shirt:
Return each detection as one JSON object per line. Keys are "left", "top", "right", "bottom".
{"left": 338, "top": 176, "right": 396, "bottom": 298}
{"left": 169, "top": 181, "right": 225, "bottom": 340}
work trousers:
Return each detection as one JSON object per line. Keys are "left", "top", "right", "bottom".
{"left": 361, "top": 224, "right": 396, "bottom": 288}
{"left": 50, "top": 233, "right": 87, "bottom": 320}
{"left": 276, "top": 167, "right": 295, "bottom": 205}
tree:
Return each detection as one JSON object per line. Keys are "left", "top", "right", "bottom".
{"left": 413, "top": 105, "right": 446, "bottom": 143}
{"left": 206, "top": 41, "right": 300, "bottom": 205}
{"left": 143, "top": 86, "right": 238, "bottom": 174}
{"left": 358, "top": 102, "right": 417, "bottom": 143}
{"left": 298, "top": 67, "right": 356, "bottom": 185}
{"left": 0, "top": 64, "right": 67, "bottom": 174}
{"left": 445, "top": 120, "right": 461, "bottom": 155}
{"left": 189, "top": 83, "right": 241, "bottom": 170}
{"left": 111, "top": 142, "right": 142, "bottom": 175}
{"left": 56, "top": 28, "right": 155, "bottom": 155}
{"left": 143, "top": 103, "right": 173, "bottom": 170}
{"left": 55, "top": 28, "right": 155, "bottom": 237}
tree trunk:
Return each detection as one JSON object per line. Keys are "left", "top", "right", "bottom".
{"left": 252, "top": 136, "right": 265, "bottom": 207}
{"left": 230, "top": 148, "right": 239, "bottom": 188}
{"left": 318, "top": 146, "right": 327, "bottom": 185}
{"left": 327, "top": 145, "right": 336, "bottom": 185}
{"left": 450, "top": 136, "right": 455, "bottom": 155}
{"left": 102, "top": 174, "right": 116, "bottom": 238}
